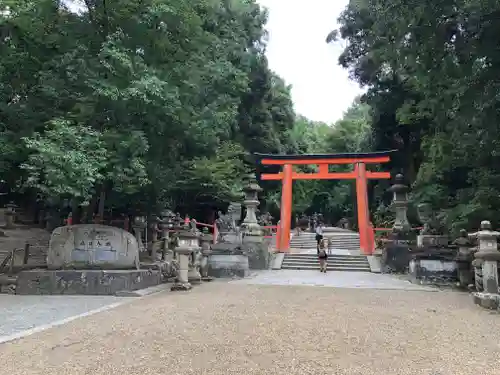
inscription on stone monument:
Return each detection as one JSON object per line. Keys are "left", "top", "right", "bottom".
{"left": 47, "top": 224, "right": 140, "bottom": 269}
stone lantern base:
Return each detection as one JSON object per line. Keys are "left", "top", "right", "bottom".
{"left": 472, "top": 292, "right": 500, "bottom": 310}
{"left": 171, "top": 251, "right": 193, "bottom": 291}
{"left": 171, "top": 281, "right": 192, "bottom": 291}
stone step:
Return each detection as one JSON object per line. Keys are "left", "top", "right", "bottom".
{"left": 284, "top": 255, "right": 367, "bottom": 261}
{"left": 282, "top": 262, "right": 369, "bottom": 269}
{"left": 282, "top": 253, "right": 370, "bottom": 272}
{"left": 292, "top": 245, "right": 361, "bottom": 250}
{"left": 292, "top": 236, "right": 359, "bottom": 242}
{"left": 282, "top": 259, "right": 369, "bottom": 265}
{"left": 290, "top": 238, "right": 360, "bottom": 242}
{"left": 290, "top": 241, "right": 359, "bottom": 248}
{"left": 281, "top": 264, "right": 371, "bottom": 272}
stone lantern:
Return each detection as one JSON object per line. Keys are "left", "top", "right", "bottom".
{"left": 470, "top": 220, "right": 500, "bottom": 294}
{"left": 199, "top": 227, "right": 214, "bottom": 281}
{"left": 381, "top": 174, "right": 411, "bottom": 273}
{"left": 158, "top": 209, "right": 175, "bottom": 261}
{"left": 470, "top": 220, "right": 500, "bottom": 309}
{"left": 241, "top": 173, "right": 263, "bottom": 237}
{"left": 388, "top": 174, "right": 410, "bottom": 233}
{"left": 132, "top": 215, "right": 147, "bottom": 252}
{"left": 240, "top": 174, "right": 269, "bottom": 269}
{"left": 4, "top": 201, "right": 17, "bottom": 229}
{"left": 171, "top": 224, "right": 200, "bottom": 291}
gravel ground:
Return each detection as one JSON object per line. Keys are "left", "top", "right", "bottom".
{"left": 0, "top": 283, "right": 499, "bottom": 375}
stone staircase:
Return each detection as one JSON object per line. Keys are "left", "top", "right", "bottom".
{"left": 289, "top": 230, "right": 361, "bottom": 252}
{"left": 281, "top": 253, "right": 371, "bottom": 272}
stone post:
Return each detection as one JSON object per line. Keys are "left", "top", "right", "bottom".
{"left": 171, "top": 224, "right": 199, "bottom": 291}
{"left": 187, "top": 223, "right": 202, "bottom": 285}
{"left": 132, "top": 216, "right": 147, "bottom": 252}
{"left": 4, "top": 202, "right": 17, "bottom": 229}
{"left": 200, "top": 227, "right": 214, "bottom": 281}
{"left": 148, "top": 215, "right": 159, "bottom": 260}
{"left": 453, "top": 229, "right": 475, "bottom": 288}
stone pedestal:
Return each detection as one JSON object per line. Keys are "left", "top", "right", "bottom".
{"left": 188, "top": 256, "right": 202, "bottom": 285}
{"left": 208, "top": 251, "right": 249, "bottom": 278}
{"left": 16, "top": 269, "right": 161, "bottom": 295}
{"left": 409, "top": 257, "right": 457, "bottom": 284}
{"left": 171, "top": 251, "right": 192, "bottom": 291}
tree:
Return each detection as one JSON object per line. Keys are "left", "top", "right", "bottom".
{"left": 332, "top": 0, "right": 500, "bottom": 232}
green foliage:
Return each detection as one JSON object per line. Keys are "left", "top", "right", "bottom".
{"left": 21, "top": 119, "right": 107, "bottom": 200}
{"left": 0, "top": 0, "right": 298, "bottom": 218}
{"left": 333, "top": 0, "right": 500, "bottom": 232}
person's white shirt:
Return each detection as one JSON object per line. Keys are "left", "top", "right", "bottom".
{"left": 315, "top": 225, "right": 323, "bottom": 235}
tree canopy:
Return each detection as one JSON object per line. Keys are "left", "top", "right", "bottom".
{"left": 0, "top": 0, "right": 304, "bottom": 220}
{"left": 4, "top": 0, "right": 490, "bottom": 233}
{"left": 330, "top": 0, "right": 500, "bottom": 232}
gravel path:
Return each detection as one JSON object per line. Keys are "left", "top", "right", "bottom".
{"left": 0, "top": 283, "right": 499, "bottom": 375}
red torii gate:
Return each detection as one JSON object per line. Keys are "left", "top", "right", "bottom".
{"left": 255, "top": 151, "right": 395, "bottom": 254}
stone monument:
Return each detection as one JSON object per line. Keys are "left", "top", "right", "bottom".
{"left": 16, "top": 224, "right": 161, "bottom": 295}
{"left": 470, "top": 220, "right": 500, "bottom": 310}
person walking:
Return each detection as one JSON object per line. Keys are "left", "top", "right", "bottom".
{"left": 315, "top": 223, "right": 324, "bottom": 251}
{"left": 318, "top": 239, "right": 328, "bottom": 273}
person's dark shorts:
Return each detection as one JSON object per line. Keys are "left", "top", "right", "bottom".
{"left": 315, "top": 234, "right": 323, "bottom": 243}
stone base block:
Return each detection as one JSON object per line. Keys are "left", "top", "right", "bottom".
{"left": 171, "top": 282, "right": 192, "bottom": 291}
{"left": 472, "top": 292, "right": 500, "bottom": 310}
{"left": 270, "top": 253, "right": 285, "bottom": 270}
{"left": 208, "top": 254, "right": 249, "bottom": 278}
{"left": 367, "top": 255, "right": 382, "bottom": 273}
{"left": 16, "top": 269, "right": 161, "bottom": 296}
{"left": 409, "top": 258, "right": 457, "bottom": 284}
